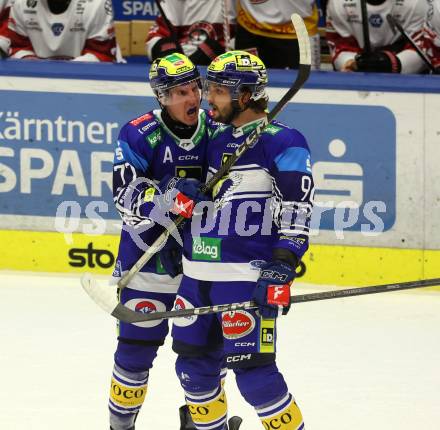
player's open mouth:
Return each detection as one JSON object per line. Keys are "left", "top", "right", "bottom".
{"left": 187, "top": 107, "right": 197, "bottom": 115}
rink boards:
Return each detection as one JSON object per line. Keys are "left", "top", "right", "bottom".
{"left": 0, "top": 63, "right": 439, "bottom": 287}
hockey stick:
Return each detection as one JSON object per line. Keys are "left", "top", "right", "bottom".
{"left": 359, "top": 0, "right": 371, "bottom": 54}
{"left": 386, "top": 14, "right": 436, "bottom": 73}
{"left": 81, "top": 13, "right": 311, "bottom": 320}
{"left": 221, "top": 0, "right": 232, "bottom": 51}
{"left": 154, "top": 0, "right": 184, "bottom": 53}
{"left": 103, "top": 277, "right": 440, "bottom": 324}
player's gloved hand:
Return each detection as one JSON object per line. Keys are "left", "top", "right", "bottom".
{"left": 355, "top": 50, "right": 401, "bottom": 73}
{"left": 252, "top": 261, "right": 296, "bottom": 319}
{"left": 159, "top": 175, "right": 210, "bottom": 218}
{"left": 159, "top": 236, "right": 183, "bottom": 278}
{"left": 189, "top": 38, "right": 225, "bottom": 65}
{"left": 151, "top": 37, "right": 183, "bottom": 60}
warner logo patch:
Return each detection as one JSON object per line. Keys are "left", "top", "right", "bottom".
{"left": 222, "top": 311, "right": 255, "bottom": 339}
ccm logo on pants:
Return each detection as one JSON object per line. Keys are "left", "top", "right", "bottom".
{"left": 226, "top": 354, "right": 251, "bottom": 363}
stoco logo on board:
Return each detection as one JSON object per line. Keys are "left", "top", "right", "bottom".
{"left": 222, "top": 311, "right": 255, "bottom": 339}
{"left": 68, "top": 242, "right": 115, "bottom": 268}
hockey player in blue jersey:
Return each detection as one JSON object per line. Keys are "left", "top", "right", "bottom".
{"left": 171, "top": 51, "right": 314, "bottom": 430}
{"left": 108, "top": 53, "right": 218, "bottom": 430}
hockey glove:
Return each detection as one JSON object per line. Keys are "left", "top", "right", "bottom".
{"left": 355, "top": 50, "right": 401, "bottom": 73}
{"left": 151, "top": 37, "right": 183, "bottom": 60}
{"left": 252, "top": 261, "right": 295, "bottom": 319}
{"left": 159, "top": 235, "right": 183, "bottom": 278}
{"left": 189, "top": 38, "right": 225, "bottom": 65}
{"left": 159, "top": 175, "right": 210, "bottom": 218}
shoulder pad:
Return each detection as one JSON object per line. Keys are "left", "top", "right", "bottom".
{"left": 127, "top": 112, "right": 162, "bottom": 141}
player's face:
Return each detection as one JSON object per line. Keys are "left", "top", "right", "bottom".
{"left": 165, "top": 81, "right": 201, "bottom": 126}
{"left": 205, "top": 83, "right": 233, "bottom": 124}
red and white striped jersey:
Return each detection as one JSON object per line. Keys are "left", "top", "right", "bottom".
{"left": 146, "top": 0, "right": 236, "bottom": 59}
{"left": 423, "top": 0, "right": 440, "bottom": 68}
{"left": 8, "top": 0, "right": 117, "bottom": 61}
{"left": 0, "top": 0, "right": 12, "bottom": 54}
{"left": 237, "top": 0, "right": 319, "bottom": 39}
{"left": 326, "top": 0, "right": 429, "bottom": 73}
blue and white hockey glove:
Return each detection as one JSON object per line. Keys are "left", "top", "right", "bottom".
{"left": 159, "top": 175, "right": 210, "bottom": 218}
{"left": 252, "top": 261, "right": 296, "bottom": 319}
{"left": 159, "top": 236, "right": 183, "bottom": 278}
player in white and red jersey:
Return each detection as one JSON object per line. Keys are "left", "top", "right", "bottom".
{"left": 146, "top": 0, "right": 236, "bottom": 65}
{"left": 423, "top": 0, "right": 440, "bottom": 72}
{"left": 326, "top": 0, "right": 429, "bottom": 73}
{"left": 235, "top": 0, "right": 321, "bottom": 69}
{"left": 0, "top": 0, "right": 12, "bottom": 57}
{"left": 8, "top": 0, "right": 117, "bottom": 61}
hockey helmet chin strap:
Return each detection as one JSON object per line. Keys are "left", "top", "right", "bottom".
{"left": 226, "top": 88, "right": 268, "bottom": 125}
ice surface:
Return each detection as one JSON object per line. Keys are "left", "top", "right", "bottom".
{"left": 1, "top": 271, "right": 439, "bottom": 429}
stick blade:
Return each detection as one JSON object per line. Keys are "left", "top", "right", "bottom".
{"left": 80, "top": 273, "right": 119, "bottom": 315}
{"left": 291, "top": 13, "right": 311, "bottom": 67}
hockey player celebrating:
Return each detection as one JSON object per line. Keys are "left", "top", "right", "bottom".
{"left": 108, "top": 53, "right": 218, "bottom": 430}
{"left": 326, "top": 0, "right": 429, "bottom": 73}
{"left": 171, "top": 51, "right": 314, "bottom": 430}
{"left": 0, "top": 0, "right": 12, "bottom": 58}
{"left": 7, "top": 0, "right": 118, "bottom": 61}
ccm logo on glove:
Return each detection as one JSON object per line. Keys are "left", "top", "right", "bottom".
{"left": 260, "top": 269, "right": 290, "bottom": 283}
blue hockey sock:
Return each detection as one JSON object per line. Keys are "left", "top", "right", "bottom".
{"left": 109, "top": 363, "right": 148, "bottom": 430}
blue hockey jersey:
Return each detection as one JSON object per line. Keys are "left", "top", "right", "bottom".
{"left": 112, "top": 109, "right": 218, "bottom": 279}
{"left": 182, "top": 118, "right": 314, "bottom": 282}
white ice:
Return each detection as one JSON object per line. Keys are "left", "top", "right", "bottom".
{"left": 1, "top": 271, "right": 439, "bottom": 430}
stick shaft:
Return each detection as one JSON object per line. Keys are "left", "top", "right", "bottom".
{"left": 114, "top": 278, "right": 440, "bottom": 323}
{"left": 386, "top": 14, "right": 435, "bottom": 73}
{"left": 360, "top": 0, "right": 371, "bottom": 53}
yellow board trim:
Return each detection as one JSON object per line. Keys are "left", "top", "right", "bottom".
{"left": 0, "top": 230, "right": 439, "bottom": 291}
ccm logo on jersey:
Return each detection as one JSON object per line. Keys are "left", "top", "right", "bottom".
{"left": 178, "top": 155, "right": 199, "bottom": 161}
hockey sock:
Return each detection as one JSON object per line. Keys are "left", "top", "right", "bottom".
{"left": 234, "top": 364, "right": 304, "bottom": 429}
{"left": 109, "top": 363, "right": 148, "bottom": 430}
{"left": 185, "top": 384, "right": 228, "bottom": 430}
{"left": 256, "top": 392, "right": 304, "bottom": 430}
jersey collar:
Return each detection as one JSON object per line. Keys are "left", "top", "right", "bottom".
{"left": 154, "top": 109, "right": 206, "bottom": 151}
{"left": 232, "top": 117, "right": 267, "bottom": 138}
